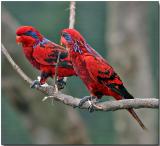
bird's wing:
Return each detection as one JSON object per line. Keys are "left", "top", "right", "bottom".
{"left": 84, "top": 55, "right": 134, "bottom": 99}
{"left": 84, "top": 55, "right": 118, "bottom": 82}
{"left": 33, "top": 42, "right": 68, "bottom": 65}
{"left": 84, "top": 54, "right": 126, "bottom": 94}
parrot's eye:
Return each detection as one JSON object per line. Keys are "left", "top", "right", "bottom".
{"left": 25, "top": 31, "right": 38, "bottom": 39}
{"left": 62, "top": 32, "right": 72, "bottom": 42}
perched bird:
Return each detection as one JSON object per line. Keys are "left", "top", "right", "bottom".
{"left": 61, "top": 28, "right": 147, "bottom": 130}
{"left": 16, "top": 26, "right": 76, "bottom": 89}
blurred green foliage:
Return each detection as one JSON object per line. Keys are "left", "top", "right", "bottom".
{"left": 2, "top": 96, "right": 32, "bottom": 144}
{"left": 2, "top": 1, "right": 158, "bottom": 144}
{"left": 2, "top": 1, "right": 116, "bottom": 144}
{"left": 148, "top": 2, "right": 159, "bottom": 97}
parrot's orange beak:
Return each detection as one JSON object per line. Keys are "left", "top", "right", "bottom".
{"left": 60, "top": 36, "right": 68, "bottom": 47}
{"left": 16, "top": 36, "right": 22, "bottom": 45}
{"left": 60, "top": 37, "right": 70, "bottom": 51}
{"left": 60, "top": 36, "right": 64, "bottom": 46}
{"left": 60, "top": 37, "right": 63, "bottom": 46}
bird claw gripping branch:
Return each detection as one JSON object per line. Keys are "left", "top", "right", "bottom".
{"left": 78, "top": 96, "right": 92, "bottom": 107}
{"left": 61, "top": 28, "right": 147, "bottom": 130}
{"left": 75, "top": 96, "right": 99, "bottom": 112}
{"left": 56, "top": 78, "right": 66, "bottom": 90}
{"left": 16, "top": 26, "right": 76, "bottom": 90}
{"left": 30, "top": 80, "right": 41, "bottom": 88}
{"left": 31, "top": 78, "right": 66, "bottom": 91}
{"left": 87, "top": 102, "right": 95, "bottom": 113}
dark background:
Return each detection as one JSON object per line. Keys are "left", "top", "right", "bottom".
{"left": 1, "top": 1, "right": 159, "bottom": 144}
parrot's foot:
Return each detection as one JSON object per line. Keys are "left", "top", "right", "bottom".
{"left": 56, "top": 78, "right": 66, "bottom": 90}
{"left": 78, "top": 97, "right": 103, "bottom": 112}
{"left": 88, "top": 100, "right": 94, "bottom": 112}
{"left": 88, "top": 101, "right": 103, "bottom": 112}
{"left": 78, "top": 96, "right": 92, "bottom": 107}
{"left": 78, "top": 96, "right": 98, "bottom": 112}
{"left": 72, "top": 96, "right": 92, "bottom": 109}
{"left": 30, "top": 80, "right": 41, "bottom": 88}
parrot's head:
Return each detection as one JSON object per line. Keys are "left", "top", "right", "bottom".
{"left": 61, "top": 28, "right": 86, "bottom": 53}
{"left": 16, "top": 26, "right": 43, "bottom": 47}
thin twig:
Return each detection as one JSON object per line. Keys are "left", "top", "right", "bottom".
{"left": 53, "top": 52, "right": 61, "bottom": 86}
{"left": 69, "top": 1, "right": 76, "bottom": 29}
{"left": 2, "top": 44, "right": 32, "bottom": 84}
{"left": 63, "top": 1, "right": 76, "bottom": 83}
{"left": 2, "top": 44, "right": 159, "bottom": 111}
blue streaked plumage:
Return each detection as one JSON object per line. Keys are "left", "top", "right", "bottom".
{"left": 73, "top": 42, "right": 83, "bottom": 54}
{"left": 33, "top": 38, "right": 50, "bottom": 49}
{"left": 25, "top": 31, "right": 38, "bottom": 39}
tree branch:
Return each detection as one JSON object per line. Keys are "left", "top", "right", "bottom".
{"left": 69, "top": 1, "right": 76, "bottom": 29}
{"left": 63, "top": 1, "right": 76, "bottom": 83}
{"left": 2, "top": 44, "right": 32, "bottom": 84}
{"left": 2, "top": 44, "right": 159, "bottom": 111}
{"left": 41, "top": 91, "right": 159, "bottom": 111}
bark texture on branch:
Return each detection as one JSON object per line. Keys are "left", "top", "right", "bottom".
{"left": 1, "top": 43, "right": 159, "bottom": 112}
{"left": 64, "top": 1, "right": 76, "bottom": 82}
{"left": 63, "top": 1, "right": 76, "bottom": 83}
{"left": 38, "top": 88, "right": 159, "bottom": 111}
{"left": 69, "top": 1, "right": 76, "bottom": 29}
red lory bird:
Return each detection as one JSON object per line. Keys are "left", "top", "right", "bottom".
{"left": 61, "top": 28, "right": 147, "bottom": 130}
{"left": 16, "top": 26, "right": 76, "bottom": 89}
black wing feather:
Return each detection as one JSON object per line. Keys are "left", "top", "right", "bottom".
{"left": 107, "top": 84, "right": 134, "bottom": 99}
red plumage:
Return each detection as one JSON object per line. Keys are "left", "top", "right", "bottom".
{"left": 16, "top": 26, "right": 76, "bottom": 87}
{"left": 61, "top": 28, "right": 147, "bottom": 130}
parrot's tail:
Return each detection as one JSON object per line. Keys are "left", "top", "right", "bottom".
{"left": 128, "top": 108, "right": 147, "bottom": 131}
{"left": 106, "top": 84, "right": 147, "bottom": 130}
{"left": 116, "top": 85, "right": 148, "bottom": 130}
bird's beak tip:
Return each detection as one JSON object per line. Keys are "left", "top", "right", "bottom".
{"left": 16, "top": 36, "right": 21, "bottom": 45}
{"left": 60, "top": 38, "right": 62, "bottom": 46}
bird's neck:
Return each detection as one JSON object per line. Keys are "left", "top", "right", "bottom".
{"left": 22, "top": 46, "right": 40, "bottom": 70}
{"left": 22, "top": 37, "right": 49, "bottom": 48}
{"left": 22, "top": 46, "right": 33, "bottom": 59}
{"left": 32, "top": 37, "right": 50, "bottom": 48}
{"left": 69, "top": 42, "right": 93, "bottom": 55}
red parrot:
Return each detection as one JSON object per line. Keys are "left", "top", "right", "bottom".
{"left": 61, "top": 28, "right": 147, "bottom": 130}
{"left": 16, "top": 26, "right": 76, "bottom": 89}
